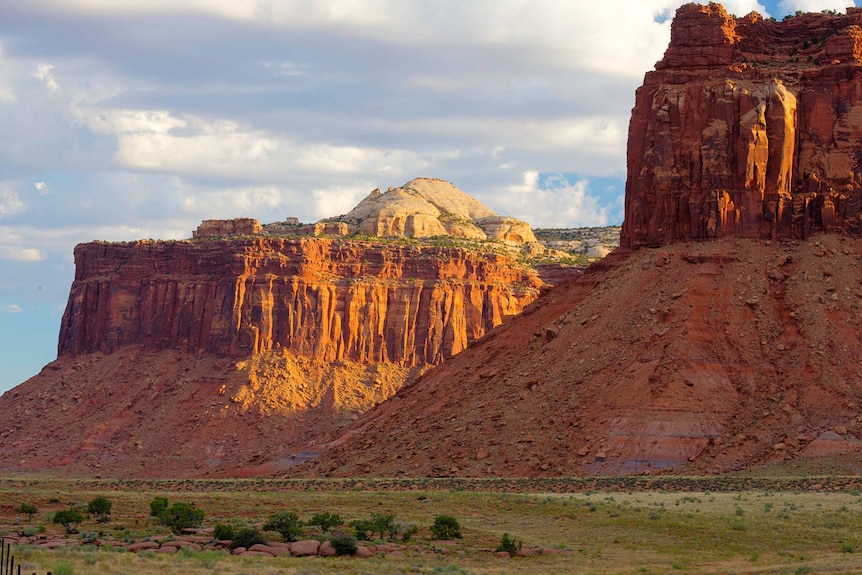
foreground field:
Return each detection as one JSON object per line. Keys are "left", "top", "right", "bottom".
{"left": 4, "top": 478, "right": 862, "bottom": 574}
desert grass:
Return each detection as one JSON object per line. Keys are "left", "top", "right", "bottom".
{"left": 4, "top": 478, "right": 862, "bottom": 574}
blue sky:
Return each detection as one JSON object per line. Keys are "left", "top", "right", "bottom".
{"left": 0, "top": 0, "right": 857, "bottom": 393}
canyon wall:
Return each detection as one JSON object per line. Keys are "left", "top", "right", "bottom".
{"left": 622, "top": 3, "right": 862, "bottom": 247}
{"left": 59, "top": 238, "right": 542, "bottom": 366}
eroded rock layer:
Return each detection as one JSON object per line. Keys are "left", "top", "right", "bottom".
{"left": 623, "top": 3, "right": 862, "bottom": 247}
{"left": 59, "top": 238, "right": 542, "bottom": 366}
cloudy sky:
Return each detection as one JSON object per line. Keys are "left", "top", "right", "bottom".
{"left": 0, "top": 0, "right": 856, "bottom": 393}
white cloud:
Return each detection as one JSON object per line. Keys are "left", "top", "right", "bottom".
{"left": 496, "top": 171, "right": 613, "bottom": 228}
{"left": 0, "top": 188, "right": 25, "bottom": 216}
{"left": 0, "top": 304, "right": 24, "bottom": 313}
{"left": 311, "top": 184, "right": 375, "bottom": 219}
{"left": 777, "top": 0, "right": 848, "bottom": 14}
{"left": 34, "top": 181, "right": 48, "bottom": 195}
{"left": 0, "top": 246, "right": 46, "bottom": 261}
{"left": 33, "top": 63, "right": 59, "bottom": 93}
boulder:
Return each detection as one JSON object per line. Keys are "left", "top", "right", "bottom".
{"left": 289, "top": 540, "right": 321, "bottom": 556}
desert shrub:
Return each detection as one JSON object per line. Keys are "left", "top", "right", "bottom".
{"left": 840, "top": 541, "right": 856, "bottom": 553}
{"left": 86, "top": 496, "right": 112, "bottom": 523}
{"left": 213, "top": 523, "right": 235, "bottom": 540}
{"left": 158, "top": 502, "right": 204, "bottom": 534}
{"left": 230, "top": 527, "right": 266, "bottom": 550}
{"left": 307, "top": 512, "right": 343, "bottom": 533}
{"left": 149, "top": 497, "right": 168, "bottom": 517}
{"left": 399, "top": 523, "right": 419, "bottom": 542}
{"left": 263, "top": 511, "right": 304, "bottom": 542}
{"left": 496, "top": 533, "right": 522, "bottom": 555}
{"left": 430, "top": 515, "right": 462, "bottom": 540}
{"left": 53, "top": 509, "right": 84, "bottom": 534}
{"left": 17, "top": 503, "right": 37, "bottom": 520}
{"left": 349, "top": 519, "right": 376, "bottom": 540}
{"left": 53, "top": 561, "right": 74, "bottom": 575}
{"left": 330, "top": 532, "right": 358, "bottom": 556}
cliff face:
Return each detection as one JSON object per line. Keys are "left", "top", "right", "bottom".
{"left": 59, "top": 238, "right": 542, "bottom": 366}
{"left": 623, "top": 4, "right": 862, "bottom": 247}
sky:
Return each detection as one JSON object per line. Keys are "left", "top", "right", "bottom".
{"left": 0, "top": 0, "right": 857, "bottom": 393}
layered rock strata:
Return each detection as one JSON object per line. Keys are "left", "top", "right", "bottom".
{"left": 623, "top": 3, "right": 862, "bottom": 246}
{"left": 59, "top": 238, "right": 542, "bottom": 366}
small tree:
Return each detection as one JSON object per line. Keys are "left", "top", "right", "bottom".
{"left": 430, "top": 515, "right": 462, "bottom": 540}
{"left": 149, "top": 497, "right": 168, "bottom": 517}
{"left": 307, "top": 512, "right": 343, "bottom": 533}
{"left": 53, "top": 509, "right": 84, "bottom": 534}
{"left": 263, "top": 511, "right": 304, "bottom": 542}
{"left": 86, "top": 496, "right": 112, "bottom": 523}
{"left": 17, "top": 503, "right": 37, "bottom": 521}
{"left": 349, "top": 518, "right": 376, "bottom": 541}
{"left": 158, "top": 502, "right": 204, "bottom": 534}
{"left": 370, "top": 513, "right": 397, "bottom": 539}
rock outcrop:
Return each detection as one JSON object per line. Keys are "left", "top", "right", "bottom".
{"left": 59, "top": 238, "right": 542, "bottom": 365}
{"left": 322, "top": 178, "right": 539, "bottom": 244}
{"left": 623, "top": 3, "right": 862, "bottom": 247}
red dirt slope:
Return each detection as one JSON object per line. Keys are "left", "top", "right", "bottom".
{"left": 299, "top": 236, "right": 862, "bottom": 477}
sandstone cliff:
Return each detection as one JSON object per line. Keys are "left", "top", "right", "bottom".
{"left": 623, "top": 4, "right": 862, "bottom": 247}
{"left": 59, "top": 238, "right": 542, "bottom": 365}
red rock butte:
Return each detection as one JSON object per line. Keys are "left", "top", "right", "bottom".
{"left": 623, "top": 3, "right": 862, "bottom": 247}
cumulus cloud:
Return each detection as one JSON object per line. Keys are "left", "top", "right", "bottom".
{"left": 0, "top": 304, "right": 24, "bottom": 313}
{"left": 495, "top": 171, "right": 614, "bottom": 228}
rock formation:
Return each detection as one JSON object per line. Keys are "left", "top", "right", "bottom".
{"left": 321, "top": 178, "right": 539, "bottom": 245}
{"left": 59, "top": 238, "right": 541, "bottom": 365}
{"left": 623, "top": 3, "right": 862, "bottom": 247}
{"left": 297, "top": 5, "right": 862, "bottom": 479}
{"left": 0, "top": 183, "right": 547, "bottom": 477}
{"left": 301, "top": 235, "right": 862, "bottom": 478}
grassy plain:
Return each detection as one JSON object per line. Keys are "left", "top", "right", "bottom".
{"left": 4, "top": 477, "right": 862, "bottom": 574}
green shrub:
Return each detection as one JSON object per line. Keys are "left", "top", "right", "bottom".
{"left": 307, "top": 512, "right": 343, "bottom": 533}
{"left": 158, "top": 502, "right": 204, "bottom": 534}
{"left": 149, "top": 497, "right": 168, "bottom": 517}
{"left": 430, "top": 515, "right": 462, "bottom": 540}
{"left": 53, "top": 561, "right": 74, "bottom": 575}
{"left": 496, "top": 533, "right": 522, "bottom": 556}
{"left": 86, "top": 496, "right": 112, "bottom": 523}
{"left": 230, "top": 527, "right": 266, "bottom": 550}
{"left": 349, "top": 519, "right": 375, "bottom": 540}
{"left": 53, "top": 509, "right": 84, "bottom": 534}
{"left": 840, "top": 541, "right": 855, "bottom": 553}
{"left": 263, "top": 511, "right": 304, "bottom": 542}
{"left": 400, "top": 523, "right": 419, "bottom": 542}
{"left": 213, "top": 523, "right": 235, "bottom": 540}
{"left": 330, "top": 532, "right": 357, "bottom": 556}
{"left": 17, "top": 503, "right": 37, "bottom": 520}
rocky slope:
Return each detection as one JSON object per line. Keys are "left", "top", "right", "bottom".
{"left": 623, "top": 3, "right": 862, "bottom": 247}
{"left": 300, "top": 235, "right": 862, "bottom": 477}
